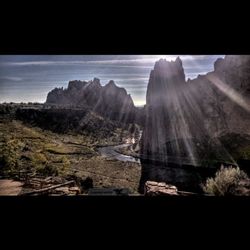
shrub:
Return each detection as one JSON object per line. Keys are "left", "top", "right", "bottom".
{"left": 0, "top": 137, "right": 20, "bottom": 175}
{"left": 30, "top": 152, "right": 48, "bottom": 165}
{"left": 58, "top": 156, "right": 70, "bottom": 174}
{"left": 81, "top": 177, "right": 93, "bottom": 190}
{"left": 37, "top": 164, "right": 59, "bottom": 176}
{"left": 203, "top": 165, "right": 249, "bottom": 196}
{"left": 36, "top": 156, "right": 69, "bottom": 177}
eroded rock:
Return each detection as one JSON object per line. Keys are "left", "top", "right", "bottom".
{"left": 144, "top": 181, "right": 178, "bottom": 196}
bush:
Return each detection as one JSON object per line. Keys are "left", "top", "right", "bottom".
{"left": 30, "top": 152, "right": 48, "bottom": 165}
{"left": 37, "top": 164, "right": 59, "bottom": 176}
{"left": 80, "top": 177, "right": 93, "bottom": 190}
{"left": 36, "top": 156, "right": 69, "bottom": 177}
{"left": 203, "top": 165, "right": 249, "bottom": 196}
{"left": 58, "top": 156, "right": 70, "bottom": 174}
{"left": 0, "top": 137, "right": 20, "bottom": 175}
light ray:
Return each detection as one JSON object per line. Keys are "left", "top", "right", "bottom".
{"left": 207, "top": 74, "right": 250, "bottom": 112}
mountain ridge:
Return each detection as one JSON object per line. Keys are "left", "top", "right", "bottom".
{"left": 46, "top": 78, "right": 137, "bottom": 124}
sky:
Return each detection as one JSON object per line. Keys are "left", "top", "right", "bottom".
{"left": 0, "top": 55, "right": 224, "bottom": 106}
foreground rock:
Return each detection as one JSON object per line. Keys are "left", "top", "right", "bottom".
{"left": 20, "top": 176, "right": 92, "bottom": 196}
{"left": 0, "top": 179, "right": 23, "bottom": 195}
{"left": 140, "top": 56, "right": 250, "bottom": 191}
{"left": 144, "top": 181, "right": 178, "bottom": 196}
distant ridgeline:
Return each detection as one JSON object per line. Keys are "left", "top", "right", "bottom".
{"left": 141, "top": 55, "right": 250, "bottom": 169}
{"left": 46, "top": 78, "right": 142, "bottom": 124}
{"left": 15, "top": 78, "right": 144, "bottom": 139}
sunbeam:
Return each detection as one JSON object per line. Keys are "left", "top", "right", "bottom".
{"left": 207, "top": 74, "right": 250, "bottom": 112}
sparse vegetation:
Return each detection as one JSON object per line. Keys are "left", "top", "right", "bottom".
{"left": 203, "top": 165, "right": 250, "bottom": 196}
{"left": 239, "top": 146, "right": 250, "bottom": 160}
{"left": 36, "top": 164, "right": 59, "bottom": 176}
{"left": 0, "top": 136, "right": 24, "bottom": 176}
{"left": 0, "top": 107, "right": 141, "bottom": 193}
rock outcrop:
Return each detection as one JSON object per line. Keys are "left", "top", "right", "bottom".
{"left": 144, "top": 181, "right": 178, "bottom": 196}
{"left": 46, "top": 78, "right": 136, "bottom": 124}
{"left": 140, "top": 56, "right": 250, "bottom": 192}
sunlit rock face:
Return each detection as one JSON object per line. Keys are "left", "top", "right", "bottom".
{"left": 210, "top": 56, "right": 250, "bottom": 134}
{"left": 141, "top": 57, "right": 209, "bottom": 166}
{"left": 94, "top": 80, "right": 135, "bottom": 123}
{"left": 142, "top": 57, "right": 195, "bottom": 165}
{"left": 140, "top": 56, "right": 250, "bottom": 191}
{"left": 46, "top": 78, "right": 136, "bottom": 123}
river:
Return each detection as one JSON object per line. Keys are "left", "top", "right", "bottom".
{"left": 98, "top": 143, "right": 141, "bottom": 164}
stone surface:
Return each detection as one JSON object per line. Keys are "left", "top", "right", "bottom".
{"left": 0, "top": 180, "right": 23, "bottom": 195}
{"left": 144, "top": 181, "right": 178, "bottom": 196}
{"left": 140, "top": 56, "right": 250, "bottom": 192}
{"left": 69, "top": 186, "right": 81, "bottom": 194}
{"left": 141, "top": 56, "right": 250, "bottom": 165}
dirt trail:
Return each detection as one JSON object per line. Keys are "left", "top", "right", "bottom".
{"left": 0, "top": 180, "right": 23, "bottom": 195}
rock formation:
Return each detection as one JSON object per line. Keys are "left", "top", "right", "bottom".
{"left": 46, "top": 78, "right": 136, "bottom": 124}
{"left": 144, "top": 181, "right": 178, "bottom": 196}
{"left": 140, "top": 56, "right": 250, "bottom": 192}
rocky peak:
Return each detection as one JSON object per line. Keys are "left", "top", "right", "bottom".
{"left": 214, "top": 57, "right": 224, "bottom": 72}
{"left": 146, "top": 58, "right": 186, "bottom": 106}
{"left": 214, "top": 55, "right": 250, "bottom": 72}
{"left": 87, "top": 78, "right": 102, "bottom": 89}
{"left": 105, "top": 80, "right": 116, "bottom": 89}
{"left": 68, "top": 80, "right": 88, "bottom": 91}
{"left": 46, "top": 78, "right": 136, "bottom": 123}
{"left": 175, "top": 56, "right": 182, "bottom": 65}
{"left": 213, "top": 55, "right": 250, "bottom": 92}
{"left": 93, "top": 77, "right": 101, "bottom": 85}
{"left": 153, "top": 57, "right": 185, "bottom": 81}
{"left": 103, "top": 80, "right": 129, "bottom": 98}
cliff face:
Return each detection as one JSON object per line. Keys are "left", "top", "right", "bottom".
{"left": 94, "top": 80, "right": 135, "bottom": 123}
{"left": 141, "top": 55, "right": 250, "bottom": 167}
{"left": 142, "top": 58, "right": 190, "bottom": 164}
{"left": 46, "top": 78, "right": 136, "bottom": 123}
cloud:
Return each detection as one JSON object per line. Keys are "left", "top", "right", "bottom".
{"left": 1, "top": 55, "right": 222, "bottom": 67}
{"left": 2, "top": 59, "right": 157, "bottom": 66}
{"left": 0, "top": 76, "right": 23, "bottom": 81}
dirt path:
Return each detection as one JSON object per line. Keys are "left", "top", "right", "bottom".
{"left": 0, "top": 179, "right": 23, "bottom": 195}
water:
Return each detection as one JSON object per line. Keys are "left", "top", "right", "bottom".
{"left": 98, "top": 144, "right": 141, "bottom": 164}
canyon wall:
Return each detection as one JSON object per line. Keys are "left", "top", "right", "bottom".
{"left": 140, "top": 56, "right": 250, "bottom": 191}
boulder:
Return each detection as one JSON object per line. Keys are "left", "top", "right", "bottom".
{"left": 144, "top": 181, "right": 178, "bottom": 196}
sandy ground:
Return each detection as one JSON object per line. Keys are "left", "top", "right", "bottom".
{"left": 0, "top": 179, "right": 23, "bottom": 195}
